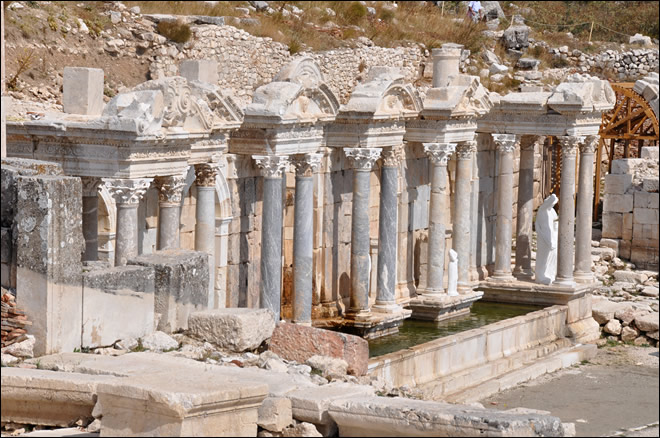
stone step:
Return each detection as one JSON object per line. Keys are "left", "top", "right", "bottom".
{"left": 444, "top": 343, "right": 597, "bottom": 404}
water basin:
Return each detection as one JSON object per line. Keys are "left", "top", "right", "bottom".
{"left": 369, "top": 301, "right": 542, "bottom": 358}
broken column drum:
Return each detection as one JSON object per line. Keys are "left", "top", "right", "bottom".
{"left": 345, "top": 148, "right": 381, "bottom": 317}
{"left": 254, "top": 155, "right": 289, "bottom": 321}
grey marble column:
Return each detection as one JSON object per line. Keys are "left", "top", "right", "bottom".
{"left": 453, "top": 141, "right": 476, "bottom": 291}
{"left": 81, "top": 177, "right": 102, "bottom": 262}
{"left": 104, "top": 178, "right": 152, "bottom": 266}
{"left": 373, "top": 147, "right": 403, "bottom": 312}
{"left": 514, "top": 136, "right": 536, "bottom": 280}
{"left": 555, "top": 136, "right": 583, "bottom": 286}
{"left": 155, "top": 174, "right": 186, "bottom": 250}
{"left": 345, "top": 148, "right": 381, "bottom": 318}
{"left": 421, "top": 143, "right": 455, "bottom": 295}
{"left": 470, "top": 145, "right": 480, "bottom": 281}
{"left": 194, "top": 164, "right": 218, "bottom": 309}
{"left": 575, "top": 135, "right": 598, "bottom": 283}
{"left": 291, "top": 153, "right": 322, "bottom": 325}
{"left": 491, "top": 134, "right": 518, "bottom": 281}
{"left": 254, "top": 155, "right": 289, "bottom": 321}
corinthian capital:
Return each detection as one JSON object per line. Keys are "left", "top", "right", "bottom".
{"left": 104, "top": 178, "right": 153, "bottom": 205}
{"left": 381, "top": 147, "right": 403, "bottom": 167}
{"left": 80, "top": 177, "right": 102, "bottom": 197}
{"left": 253, "top": 155, "right": 290, "bottom": 178}
{"left": 195, "top": 163, "right": 219, "bottom": 187}
{"left": 155, "top": 175, "right": 187, "bottom": 205}
{"left": 558, "top": 135, "right": 583, "bottom": 157}
{"left": 424, "top": 143, "right": 456, "bottom": 166}
{"left": 455, "top": 140, "right": 477, "bottom": 160}
{"left": 492, "top": 134, "right": 519, "bottom": 153}
{"left": 291, "top": 153, "right": 323, "bottom": 177}
{"left": 345, "top": 148, "right": 381, "bottom": 170}
{"left": 579, "top": 135, "right": 599, "bottom": 154}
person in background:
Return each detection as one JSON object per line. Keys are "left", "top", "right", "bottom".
{"left": 467, "top": 0, "right": 484, "bottom": 22}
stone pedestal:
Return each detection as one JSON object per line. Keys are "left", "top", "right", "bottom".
{"left": 155, "top": 175, "right": 186, "bottom": 251}
{"left": 409, "top": 291, "right": 483, "bottom": 322}
{"left": 453, "top": 141, "right": 476, "bottom": 292}
{"left": 574, "top": 136, "right": 597, "bottom": 283}
{"left": 81, "top": 177, "right": 102, "bottom": 262}
{"left": 514, "top": 136, "right": 536, "bottom": 280}
{"left": 105, "top": 178, "right": 152, "bottom": 267}
{"left": 254, "top": 155, "right": 289, "bottom": 321}
{"left": 492, "top": 134, "right": 518, "bottom": 281}
{"left": 291, "top": 154, "right": 322, "bottom": 325}
{"left": 62, "top": 67, "right": 104, "bottom": 116}
{"left": 345, "top": 148, "right": 380, "bottom": 320}
{"left": 555, "top": 136, "right": 582, "bottom": 286}
{"left": 195, "top": 164, "right": 218, "bottom": 309}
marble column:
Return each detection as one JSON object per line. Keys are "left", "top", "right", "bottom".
{"left": 195, "top": 164, "right": 218, "bottom": 309}
{"left": 81, "top": 177, "right": 102, "bottom": 262}
{"left": 555, "top": 135, "right": 583, "bottom": 286}
{"left": 513, "top": 135, "right": 536, "bottom": 280}
{"left": 155, "top": 174, "right": 186, "bottom": 250}
{"left": 491, "top": 134, "right": 518, "bottom": 281}
{"left": 469, "top": 144, "right": 480, "bottom": 281}
{"left": 453, "top": 141, "right": 476, "bottom": 291}
{"left": 420, "top": 143, "right": 455, "bottom": 295}
{"left": 104, "top": 178, "right": 152, "bottom": 266}
{"left": 254, "top": 155, "right": 289, "bottom": 321}
{"left": 291, "top": 153, "right": 322, "bottom": 325}
{"left": 374, "top": 147, "right": 403, "bottom": 312}
{"left": 574, "top": 135, "right": 598, "bottom": 283}
{"left": 345, "top": 148, "right": 381, "bottom": 318}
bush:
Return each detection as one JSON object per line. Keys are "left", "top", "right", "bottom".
{"left": 345, "top": 2, "right": 367, "bottom": 25}
{"left": 157, "top": 20, "right": 191, "bottom": 43}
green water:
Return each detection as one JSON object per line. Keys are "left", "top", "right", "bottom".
{"left": 369, "top": 302, "right": 542, "bottom": 358}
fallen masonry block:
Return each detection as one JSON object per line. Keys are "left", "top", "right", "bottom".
{"left": 328, "top": 396, "right": 569, "bottom": 437}
{"left": 96, "top": 372, "right": 268, "bottom": 437}
{"left": 258, "top": 397, "right": 293, "bottom": 433}
{"left": 269, "top": 322, "right": 369, "bottom": 376}
{"left": 1, "top": 368, "right": 116, "bottom": 427}
{"left": 188, "top": 308, "right": 276, "bottom": 352}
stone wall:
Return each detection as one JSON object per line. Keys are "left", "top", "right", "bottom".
{"left": 602, "top": 147, "right": 659, "bottom": 270}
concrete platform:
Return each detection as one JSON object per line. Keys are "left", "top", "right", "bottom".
{"left": 408, "top": 291, "right": 484, "bottom": 322}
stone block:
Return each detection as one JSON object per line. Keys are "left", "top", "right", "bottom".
{"left": 612, "top": 270, "right": 648, "bottom": 284}
{"left": 269, "top": 322, "right": 369, "bottom": 376}
{"left": 128, "top": 250, "right": 209, "bottom": 333}
{"left": 82, "top": 265, "right": 155, "bottom": 348}
{"left": 600, "top": 239, "right": 620, "bottom": 252}
{"left": 180, "top": 60, "right": 219, "bottom": 85}
{"left": 328, "top": 396, "right": 569, "bottom": 437}
{"left": 188, "top": 308, "right": 276, "bottom": 352}
{"left": 15, "top": 174, "right": 84, "bottom": 356}
{"left": 633, "top": 207, "right": 659, "bottom": 225}
{"left": 97, "top": 371, "right": 268, "bottom": 437}
{"left": 634, "top": 192, "right": 659, "bottom": 209}
{"left": 602, "top": 212, "right": 623, "bottom": 238}
{"left": 258, "top": 397, "right": 293, "bottom": 433}
{"left": 641, "top": 146, "right": 659, "bottom": 161}
{"left": 611, "top": 158, "right": 645, "bottom": 175}
{"left": 592, "top": 299, "right": 631, "bottom": 325}
{"left": 1, "top": 368, "right": 116, "bottom": 427}
{"left": 604, "top": 174, "right": 633, "bottom": 195}
{"left": 62, "top": 67, "right": 104, "bottom": 115}
{"left": 622, "top": 213, "right": 633, "bottom": 241}
{"left": 643, "top": 178, "right": 659, "bottom": 193}
{"left": 619, "top": 240, "right": 632, "bottom": 259}
{"left": 635, "top": 312, "right": 659, "bottom": 332}
{"left": 603, "top": 194, "right": 633, "bottom": 213}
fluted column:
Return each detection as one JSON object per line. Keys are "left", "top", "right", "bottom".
{"left": 555, "top": 135, "right": 583, "bottom": 286}
{"left": 453, "top": 141, "right": 476, "bottom": 291}
{"left": 514, "top": 135, "right": 536, "bottom": 280}
{"left": 195, "top": 164, "right": 218, "bottom": 308}
{"left": 491, "top": 134, "right": 518, "bottom": 281}
{"left": 291, "top": 153, "right": 322, "bottom": 325}
{"left": 373, "top": 147, "right": 403, "bottom": 312}
{"left": 345, "top": 148, "right": 381, "bottom": 318}
{"left": 155, "top": 174, "right": 186, "bottom": 250}
{"left": 81, "top": 177, "right": 102, "bottom": 262}
{"left": 575, "top": 135, "right": 598, "bottom": 283}
{"left": 421, "top": 143, "right": 455, "bottom": 295}
{"left": 104, "top": 178, "right": 152, "bottom": 266}
{"left": 254, "top": 155, "right": 289, "bottom": 321}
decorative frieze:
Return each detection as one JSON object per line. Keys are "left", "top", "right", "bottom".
{"left": 253, "top": 155, "right": 290, "bottom": 178}
{"left": 155, "top": 175, "right": 187, "bottom": 205}
{"left": 345, "top": 148, "right": 381, "bottom": 170}
{"left": 291, "top": 153, "right": 323, "bottom": 177}
{"left": 423, "top": 143, "right": 456, "bottom": 166}
{"left": 455, "top": 140, "right": 477, "bottom": 160}
{"left": 492, "top": 134, "right": 519, "bottom": 153}
{"left": 104, "top": 178, "right": 153, "bottom": 205}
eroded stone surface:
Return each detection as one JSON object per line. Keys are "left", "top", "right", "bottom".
{"left": 188, "top": 308, "right": 276, "bottom": 352}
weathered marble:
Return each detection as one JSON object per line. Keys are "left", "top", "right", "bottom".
{"left": 195, "top": 164, "right": 218, "bottom": 309}
{"left": 514, "top": 136, "right": 535, "bottom": 279}
{"left": 156, "top": 175, "right": 186, "bottom": 251}
{"left": 447, "top": 249, "right": 458, "bottom": 297}
{"left": 574, "top": 136, "right": 597, "bottom": 283}
{"left": 453, "top": 141, "right": 475, "bottom": 291}
{"left": 254, "top": 155, "right": 289, "bottom": 321}
{"left": 81, "top": 177, "right": 102, "bottom": 262}
{"left": 492, "top": 134, "right": 518, "bottom": 281}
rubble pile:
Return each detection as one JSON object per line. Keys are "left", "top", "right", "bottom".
{"left": 1, "top": 289, "right": 31, "bottom": 348}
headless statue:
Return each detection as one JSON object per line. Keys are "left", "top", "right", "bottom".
{"left": 447, "top": 248, "right": 459, "bottom": 296}
{"left": 535, "top": 194, "right": 559, "bottom": 285}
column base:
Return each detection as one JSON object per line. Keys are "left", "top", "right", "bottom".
{"left": 513, "top": 268, "right": 534, "bottom": 281}
{"left": 573, "top": 271, "right": 594, "bottom": 284}
{"left": 340, "top": 308, "right": 412, "bottom": 340}
{"left": 409, "top": 291, "right": 484, "bottom": 322}
{"left": 553, "top": 277, "right": 576, "bottom": 287}
{"left": 490, "top": 272, "right": 516, "bottom": 283}
{"left": 372, "top": 301, "right": 404, "bottom": 314}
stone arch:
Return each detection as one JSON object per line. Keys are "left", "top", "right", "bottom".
{"left": 97, "top": 184, "right": 117, "bottom": 262}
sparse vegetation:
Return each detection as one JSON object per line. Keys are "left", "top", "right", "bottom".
{"left": 7, "top": 48, "right": 35, "bottom": 91}
{"left": 157, "top": 20, "right": 192, "bottom": 43}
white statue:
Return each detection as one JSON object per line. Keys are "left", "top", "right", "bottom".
{"left": 447, "top": 248, "right": 459, "bottom": 296}
{"left": 535, "top": 194, "right": 559, "bottom": 285}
